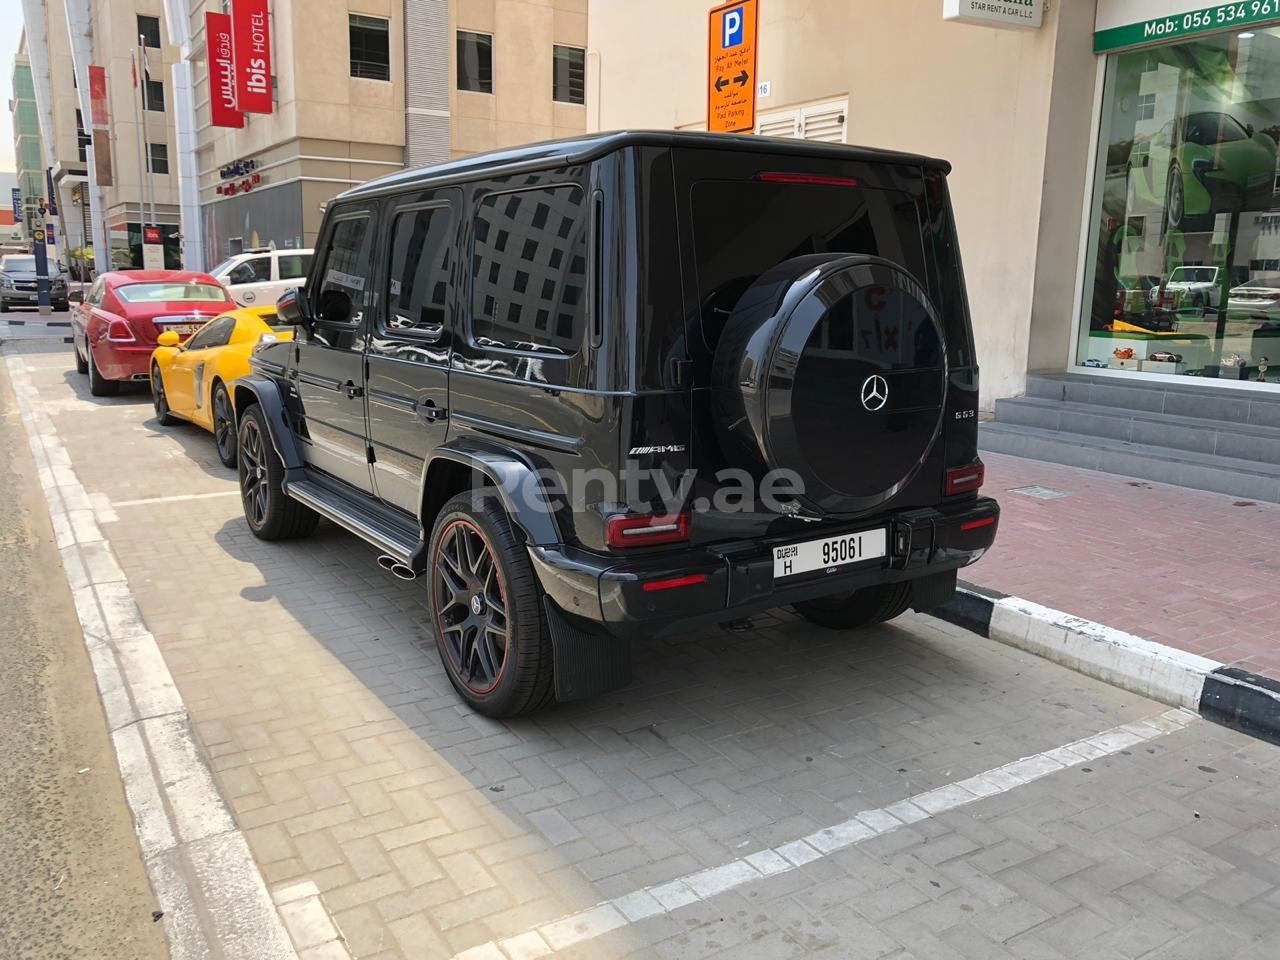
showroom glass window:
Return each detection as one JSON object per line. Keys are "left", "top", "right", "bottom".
{"left": 1080, "top": 29, "right": 1280, "bottom": 387}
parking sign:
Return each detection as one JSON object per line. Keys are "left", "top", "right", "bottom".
{"left": 707, "top": 0, "right": 758, "bottom": 134}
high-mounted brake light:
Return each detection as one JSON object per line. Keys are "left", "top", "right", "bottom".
{"left": 605, "top": 511, "right": 691, "bottom": 549}
{"left": 944, "top": 461, "right": 985, "bottom": 497}
{"left": 757, "top": 172, "right": 861, "bottom": 188}
{"left": 642, "top": 573, "right": 708, "bottom": 593}
{"left": 106, "top": 319, "right": 136, "bottom": 343}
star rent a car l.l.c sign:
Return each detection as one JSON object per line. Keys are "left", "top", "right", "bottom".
{"left": 943, "top": 0, "right": 1044, "bottom": 30}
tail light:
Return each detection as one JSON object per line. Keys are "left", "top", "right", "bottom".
{"left": 945, "top": 461, "right": 985, "bottom": 497}
{"left": 642, "top": 573, "right": 707, "bottom": 593}
{"left": 106, "top": 319, "right": 136, "bottom": 342}
{"left": 605, "top": 511, "right": 691, "bottom": 549}
{"left": 756, "top": 172, "right": 860, "bottom": 188}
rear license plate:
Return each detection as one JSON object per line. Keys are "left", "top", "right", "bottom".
{"left": 162, "top": 323, "right": 205, "bottom": 335}
{"left": 773, "top": 528, "right": 887, "bottom": 579}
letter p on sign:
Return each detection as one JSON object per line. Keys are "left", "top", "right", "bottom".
{"left": 722, "top": 9, "right": 743, "bottom": 47}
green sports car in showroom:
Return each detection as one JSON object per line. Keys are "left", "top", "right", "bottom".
{"left": 1127, "top": 111, "right": 1277, "bottom": 231}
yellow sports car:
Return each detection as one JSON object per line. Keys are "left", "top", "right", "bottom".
{"left": 150, "top": 305, "right": 294, "bottom": 467}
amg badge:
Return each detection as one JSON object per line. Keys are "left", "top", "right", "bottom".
{"left": 628, "top": 444, "right": 687, "bottom": 456}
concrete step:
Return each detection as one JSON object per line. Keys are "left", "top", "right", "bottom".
{"left": 978, "top": 421, "right": 1280, "bottom": 503}
{"left": 1024, "top": 372, "right": 1280, "bottom": 429}
{"left": 993, "top": 396, "right": 1280, "bottom": 467}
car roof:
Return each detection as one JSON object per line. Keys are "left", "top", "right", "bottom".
{"left": 105, "top": 270, "right": 222, "bottom": 286}
{"left": 338, "top": 130, "right": 950, "bottom": 201}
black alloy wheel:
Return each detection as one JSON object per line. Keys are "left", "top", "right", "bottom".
{"left": 433, "top": 518, "right": 509, "bottom": 695}
{"left": 235, "top": 404, "right": 318, "bottom": 541}
{"left": 427, "top": 491, "right": 554, "bottom": 717}
{"left": 212, "top": 382, "right": 236, "bottom": 468}
{"left": 152, "top": 363, "right": 178, "bottom": 425}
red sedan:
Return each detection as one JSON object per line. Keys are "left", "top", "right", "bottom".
{"left": 70, "top": 271, "right": 235, "bottom": 396}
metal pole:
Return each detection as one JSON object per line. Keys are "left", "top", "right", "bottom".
{"left": 133, "top": 46, "right": 148, "bottom": 265}
{"left": 140, "top": 35, "right": 156, "bottom": 232}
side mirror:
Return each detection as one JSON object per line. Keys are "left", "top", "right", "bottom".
{"left": 276, "top": 287, "right": 312, "bottom": 330}
{"left": 69, "top": 290, "right": 84, "bottom": 303}
{"left": 157, "top": 330, "right": 181, "bottom": 347}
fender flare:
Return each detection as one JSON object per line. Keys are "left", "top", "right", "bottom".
{"left": 230, "top": 374, "right": 306, "bottom": 481}
{"left": 423, "top": 439, "right": 562, "bottom": 547}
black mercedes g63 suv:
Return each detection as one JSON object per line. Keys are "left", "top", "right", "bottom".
{"left": 232, "top": 131, "right": 999, "bottom": 717}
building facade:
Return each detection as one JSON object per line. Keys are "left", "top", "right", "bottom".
{"left": 10, "top": 45, "right": 44, "bottom": 239}
{"left": 587, "top": 0, "right": 1280, "bottom": 415}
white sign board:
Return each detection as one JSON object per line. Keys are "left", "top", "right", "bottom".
{"left": 943, "top": 0, "right": 1045, "bottom": 29}
{"left": 142, "top": 242, "right": 165, "bottom": 270}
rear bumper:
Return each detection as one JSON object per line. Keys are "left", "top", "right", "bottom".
{"left": 529, "top": 497, "right": 999, "bottom": 639}
{"left": 93, "top": 341, "right": 155, "bottom": 382}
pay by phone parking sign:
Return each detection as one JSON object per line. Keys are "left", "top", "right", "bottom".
{"left": 707, "top": 0, "right": 758, "bottom": 134}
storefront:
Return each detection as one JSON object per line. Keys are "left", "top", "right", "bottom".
{"left": 1081, "top": 1, "right": 1280, "bottom": 390}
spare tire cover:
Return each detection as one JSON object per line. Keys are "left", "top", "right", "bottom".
{"left": 712, "top": 253, "right": 946, "bottom": 515}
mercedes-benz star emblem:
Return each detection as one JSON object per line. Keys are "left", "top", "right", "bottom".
{"left": 860, "top": 374, "right": 889, "bottom": 412}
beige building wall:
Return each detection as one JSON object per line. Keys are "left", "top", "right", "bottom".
{"left": 451, "top": 0, "right": 588, "bottom": 157}
{"left": 586, "top": 0, "right": 1099, "bottom": 408}
{"left": 95, "top": 0, "right": 182, "bottom": 235}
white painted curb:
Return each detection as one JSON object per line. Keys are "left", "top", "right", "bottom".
{"left": 5, "top": 356, "right": 299, "bottom": 960}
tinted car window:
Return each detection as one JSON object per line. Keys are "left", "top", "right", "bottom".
{"left": 184, "top": 315, "right": 236, "bottom": 350}
{"left": 315, "top": 217, "right": 373, "bottom": 326}
{"left": 116, "top": 282, "right": 231, "bottom": 303}
{"left": 385, "top": 205, "right": 453, "bottom": 335}
{"left": 470, "top": 185, "right": 587, "bottom": 354}
{"left": 689, "top": 180, "right": 927, "bottom": 350}
{"left": 228, "top": 257, "right": 271, "bottom": 284}
{"left": 278, "top": 254, "right": 311, "bottom": 280}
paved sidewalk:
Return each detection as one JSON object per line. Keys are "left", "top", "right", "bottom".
{"left": 968, "top": 452, "right": 1280, "bottom": 682}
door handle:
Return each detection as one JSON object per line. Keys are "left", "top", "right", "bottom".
{"left": 342, "top": 380, "right": 364, "bottom": 399}
{"left": 417, "top": 399, "right": 447, "bottom": 422}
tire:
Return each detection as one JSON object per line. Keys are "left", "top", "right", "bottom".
{"left": 793, "top": 582, "right": 913, "bottom": 631}
{"left": 55, "top": 300, "right": 69, "bottom": 312}
{"left": 427, "top": 490, "right": 554, "bottom": 718}
{"left": 73, "top": 339, "right": 88, "bottom": 374}
{"left": 87, "top": 346, "right": 119, "bottom": 397}
{"left": 211, "top": 381, "right": 237, "bottom": 468}
{"left": 0, "top": 300, "right": 8, "bottom": 313}
{"left": 237, "top": 403, "right": 318, "bottom": 540}
{"left": 1165, "top": 163, "right": 1184, "bottom": 232}
{"left": 151, "top": 363, "right": 179, "bottom": 425}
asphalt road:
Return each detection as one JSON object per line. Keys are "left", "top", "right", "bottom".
{"left": 0, "top": 337, "right": 166, "bottom": 958}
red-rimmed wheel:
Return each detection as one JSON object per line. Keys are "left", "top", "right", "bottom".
{"left": 427, "top": 491, "right": 554, "bottom": 717}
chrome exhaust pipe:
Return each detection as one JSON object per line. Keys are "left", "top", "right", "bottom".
{"left": 377, "top": 555, "right": 417, "bottom": 581}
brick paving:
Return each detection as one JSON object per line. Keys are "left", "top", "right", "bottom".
{"left": 9, "top": 338, "right": 1280, "bottom": 959}
{"left": 968, "top": 452, "right": 1280, "bottom": 682}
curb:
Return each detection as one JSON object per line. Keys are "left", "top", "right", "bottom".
{"left": 933, "top": 581, "right": 1280, "bottom": 748}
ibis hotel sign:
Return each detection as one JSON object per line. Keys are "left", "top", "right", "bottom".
{"left": 943, "top": 0, "right": 1044, "bottom": 29}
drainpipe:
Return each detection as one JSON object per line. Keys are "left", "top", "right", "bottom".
{"left": 61, "top": 0, "right": 108, "bottom": 275}
{"left": 162, "top": 0, "right": 203, "bottom": 270}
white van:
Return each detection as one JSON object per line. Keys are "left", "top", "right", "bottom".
{"left": 210, "top": 248, "right": 313, "bottom": 307}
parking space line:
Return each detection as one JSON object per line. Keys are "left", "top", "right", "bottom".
{"left": 113, "top": 490, "right": 240, "bottom": 508}
{"left": 4, "top": 356, "right": 305, "bottom": 960}
{"left": 452, "top": 707, "right": 1197, "bottom": 960}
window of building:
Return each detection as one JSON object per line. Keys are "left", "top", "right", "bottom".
{"left": 137, "top": 14, "right": 161, "bottom": 49}
{"left": 457, "top": 31, "right": 493, "bottom": 94}
{"left": 228, "top": 257, "right": 271, "bottom": 284}
{"left": 552, "top": 45, "right": 585, "bottom": 104}
{"left": 314, "top": 216, "right": 373, "bottom": 327}
{"left": 349, "top": 15, "right": 390, "bottom": 81}
{"left": 471, "top": 185, "right": 587, "bottom": 354}
{"left": 1080, "top": 28, "right": 1280, "bottom": 388}
{"left": 147, "top": 142, "right": 169, "bottom": 175}
{"left": 75, "top": 108, "right": 91, "bottom": 164}
{"left": 278, "top": 253, "right": 311, "bottom": 280}
{"left": 385, "top": 205, "right": 453, "bottom": 335}
{"left": 145, "top": 78, "right": 164, "bottom": 112}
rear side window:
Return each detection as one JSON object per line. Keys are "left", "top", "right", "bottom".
{"left": 314, "top": 217, "right": 372, "bottom": 326}
{"left": 470, "top": 185, "right": 588, "bottom": 354}
{"left": 385, "top": 205, "right": 453, "bottom": 334}
{"left": 185, "top": 315, "right": 236, "bottom": 350}
{"left": 689, "top": 180, "right": 927, "bottom": 350}
{"left": 278, "top": 254, "right": 311, "bottom": 280}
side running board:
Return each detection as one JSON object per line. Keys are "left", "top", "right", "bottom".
{"left": 285, "top": 478, "right": 420, "bottom": 565}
